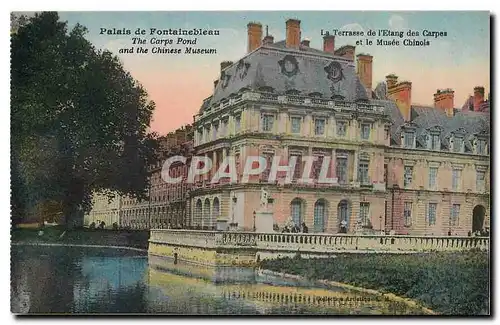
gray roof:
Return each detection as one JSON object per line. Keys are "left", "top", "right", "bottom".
{"left": 202, "top": 43, "right": 368, "bottom": 111}
{"left": 370, "top": 80, "right": 490, "bottom": 148}
{"left": 371, "top": 99, "right": 404, "bottom": 144}
{"left": 401, "top": 105, "right": 490, "bottom": 150}
{"left": 373, "top": 82, "right": 388, "bottom": 100}
{"left": 268, "top": 40, "right": 337, "bottom": 57}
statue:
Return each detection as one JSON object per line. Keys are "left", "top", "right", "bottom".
{"left": 260, "top": 188, "right": 269, "bottom": 209}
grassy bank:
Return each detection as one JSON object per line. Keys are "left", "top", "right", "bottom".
{"left": 261, "top": 251, "right": 489, "bottom": 315}
{"left": 11, "top": 227, "right": 150, "bottom": 249}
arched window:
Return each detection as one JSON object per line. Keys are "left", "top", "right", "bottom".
{"left": 314, "top": 199, "right": 327, "bottom": 232}
{"left": 213, "top": 197, "right": 220, "bottom": 221}
{"left": 290, "top": 198, "right": 304, "bottom": 226}
{"left": 337, "top": 200, "right": 350, "bottom": 233}
{"left": 203, "top": 198, "right": 211, "bottom": 228}
{"left": 195, "top": 199, "right": 203, "bottom": 227}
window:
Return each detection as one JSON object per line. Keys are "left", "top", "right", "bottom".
{"left": 360, "top": 203, "right": 370, "bottom": 227}
{"left": 477, "top": 139, "right": 487, "bottom": 155}
{"left": 476, "top": 171, "right": 486, "bottom": 192}
{"left": 384, "top": 128, "right": 390, "bottom": 141}
{"left": 361, "top": 124, "right": 371, "bottom": 140}
{"left": 404, "top": 166, "right": 413, "bottom": 187}
{"left": 336, "top": 154, "right": 348, "bottom": 184}
{"left": 197, "top": 130, "right": 203, "bottom": 144}
{"left": 428, "top": 203, "right": 437, "bottom": 226}
{"left": 221, "top": 120, "right": 228, "bottom": 137}
{"left": 450, "top": 204, "right": 460, "bottom": 226}
{"left": 235, "top": 115, "right": 241, "bottom": 133}
{"left": 291, "top": 117, "right": 301, "bottom": 134}
{"left": 262, "top": 114, "right": 274, "bottom": 132}
{"left": 358, "top": 159, "right": 369, "bottom": 185}
{"left": 452, "top": 169, "right": 461, "bottom": 191}
{"left": 204, "top": 127, "right": 210, "bottom": 142}
{"left": 337, "top": 121, "right": 347, "bottom": 137}
{"left": 404, "top": 131, "right": 415, "bottom": 148}
{"left": 291, "top": 199, "right": 303, "bottom": 226}
{"left": 404, "top": 202, "right": 412, "bottom": 227}
{"left": 430, "top": 134, "right": 440, "bottom": 150}
{"left": 291, "top": 155, "right": 303, "bottom": 181}
{"left": 315, "top": 118, "right": 325, "bottom": 135}
{"left": 453, "top": 136, "right": 463, "bottom": 152}
{"left": 429, "top": 167, "right": 438, "bottom": 190}
{"left": 313, "top": 200, "right": 326, "bottom": 233}
{"left": 212, "top": 124, "right": 218, "bottom": 141}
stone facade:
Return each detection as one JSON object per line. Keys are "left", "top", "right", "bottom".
{"left": 189, "top": 18, "right": 490, "bottom": 236}
{"left": 84, "top": 192, "right": 122, "bottom": 228}
{"left": 120, "top": 136, "right": 194, "bottom": 230}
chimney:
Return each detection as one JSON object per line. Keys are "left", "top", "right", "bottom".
{"left": 220, "top": 61, "right": 233, "bottom": 71}
{"left": 285, "top": 18, "right": 301, "bottom": 49}
{"left": 333, "top": 45, "right": 355, "bottom": 61}
{"left": 385, "top": 74, "right": 398, "bottom": 89}
{"left": 356, "top": 54, "right": 373, "bottom": 98}
{"left": 263, "top": 34, "right": 274, "bottom": 45}
{"left": 262, "top": 25, "right": 274, "bottom": 45}
{"left": 473, "top": 86, "right": 485, "bottom": 111}
{"left": 301, "top": 39, "right": 310, "bottom": 47}
{"left": 386, "top": 76, "right": 412, "bottom": 122}
{"left": 247, "top": 22, "right": 262, "bottom": 53}
{"left": 434, "top": 88, "right": 455, "bottom": 117}
{"left": 323, "top": 35, "right": 335, "bottom": 54}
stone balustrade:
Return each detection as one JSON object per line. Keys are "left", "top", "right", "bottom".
{"left": 193, "top": 91, "right": 386, "bottom": 123}
{"left": 255, "top": 233, "right": 489, "bottom": 253}
{"left": 149, "top": 229, "right": 489, "bottom": 254}
{"left": 150, "top": 229, "right": 218, "bottom": 248}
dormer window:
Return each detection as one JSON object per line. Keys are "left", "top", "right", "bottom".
{"left": 404, "top": 131, "right": 415, "bottom": 148}
{"left": 477, "top": 139, "right": 487, "bottom": 155}
{"left": 430, "top": 133, "right": 440, "bottom": 150}
{"left": 453, "top": 136, "right": 464, "bottom": 153}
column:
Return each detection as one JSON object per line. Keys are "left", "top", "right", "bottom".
{"left": 241, "top": 109, "right": 246, "bottom": 132}
{"left": 204, "top": 153, "right": 209, "bottom": 182}
{"left": 213, "top": 150, "right": 217, "bottom": 180}
{"left": 352, "top": 151, "right": 358, "bottom": 183}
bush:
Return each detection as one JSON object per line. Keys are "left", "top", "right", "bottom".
{"left": 261, "top": 251, "right": 489, "bottom": 315}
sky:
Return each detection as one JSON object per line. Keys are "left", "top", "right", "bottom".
{"left": 54, "top": 11, "right": 490, "bottom": 135}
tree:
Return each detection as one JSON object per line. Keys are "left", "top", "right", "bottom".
{"left": 11, "top": 12, "right": 159, "bottom": 227}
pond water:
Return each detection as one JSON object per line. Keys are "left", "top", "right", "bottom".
{"left": 11, "top": 245, "right": 428, "bottom": 315}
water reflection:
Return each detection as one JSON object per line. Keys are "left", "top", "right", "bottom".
{"left": 11, "top": 245, "right": 429, "bottom": 315}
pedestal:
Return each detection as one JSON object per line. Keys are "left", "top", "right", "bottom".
{"left": 255, "top": 210, "right": 274, "bottom": 233}
{"left": 216, "top": 219, "right": 228, "bottom": 231}
{"left": 228, "top": 222, "right": 239, "bottom": 231}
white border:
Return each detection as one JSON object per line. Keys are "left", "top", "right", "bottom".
{"left": 3, "top": 2, "right": 497, "bottom": 324}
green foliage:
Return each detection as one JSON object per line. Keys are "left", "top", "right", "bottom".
{"left": 261, "top": 252, "right": 490, "bottom": 315}
{"left": 11, "top": 12, "right": 159, "bottom": 226}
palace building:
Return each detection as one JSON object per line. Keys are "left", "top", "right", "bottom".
{"left": 85, "top": 125, "right": 194, "bottom": 230}
{"left": 189, "top": 19, "right": 490, "bottom": 235}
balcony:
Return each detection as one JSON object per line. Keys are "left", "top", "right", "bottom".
{"left": 193, "top": 90, "right": 387, "bottom": 124}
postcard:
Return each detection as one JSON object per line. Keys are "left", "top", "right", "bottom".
{"left": 10, "top": 11, "right": 490, "bottom": 316}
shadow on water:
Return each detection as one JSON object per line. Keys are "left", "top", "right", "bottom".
{"left": 11, "top": 245, "right": 429, "bottom": 315}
